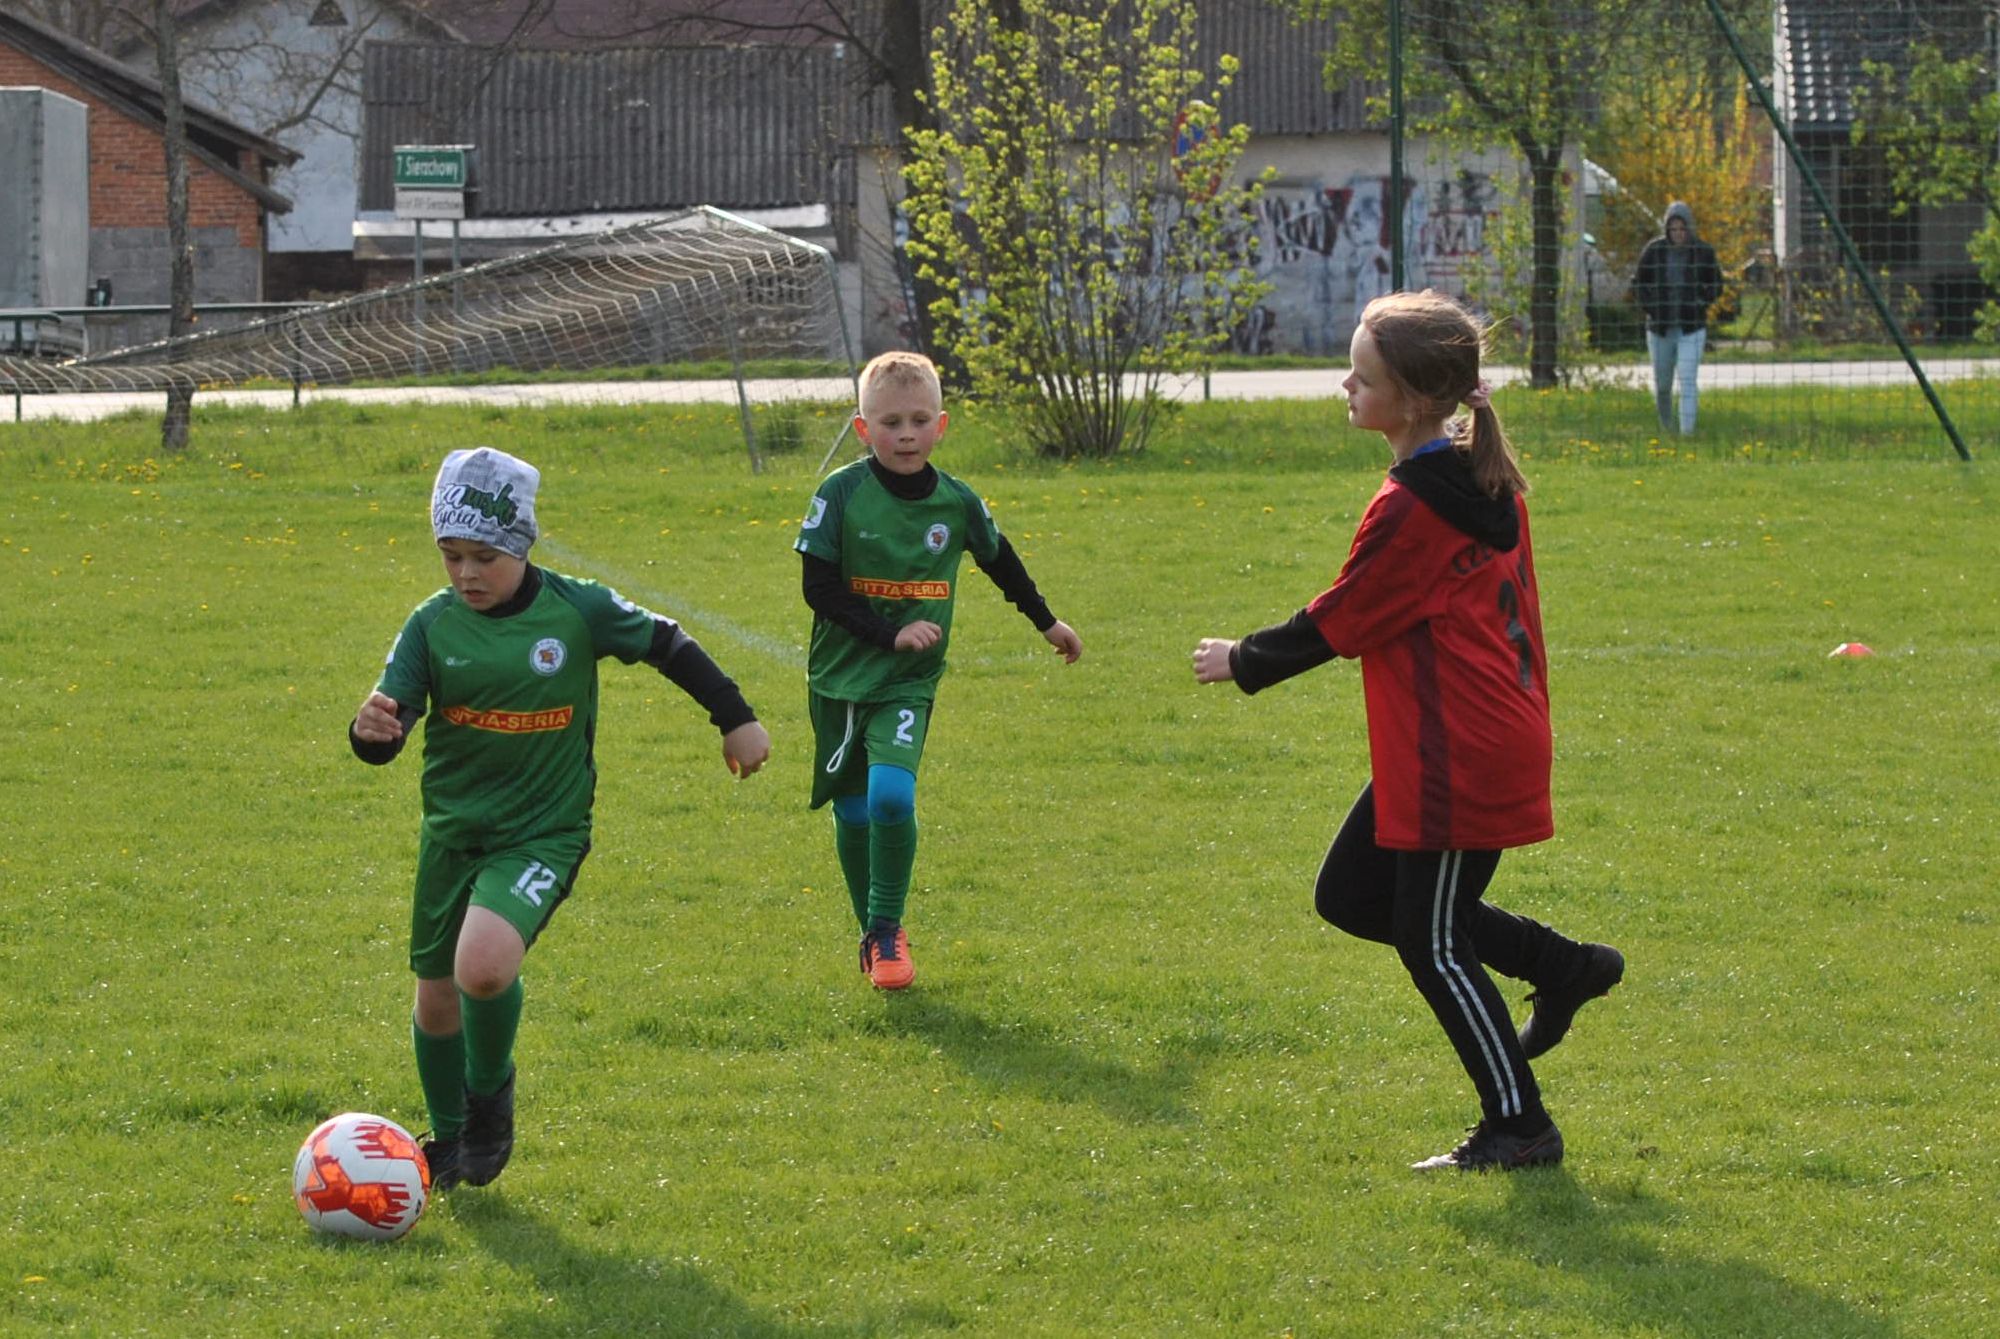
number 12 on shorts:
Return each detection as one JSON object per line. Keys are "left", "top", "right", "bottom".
{"left": 513, "top": 861, "right": 557, "bottom": 907}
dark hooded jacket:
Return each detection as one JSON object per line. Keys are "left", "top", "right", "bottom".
{"left": 1633, "top": 201, "right": 1723, "bottom": 335}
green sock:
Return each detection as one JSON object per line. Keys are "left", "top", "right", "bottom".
{"left": 833, "top": 814, "right": 872, "bottom": 929}
{"left": 867, "top": 814, "right": 917, "bottom": 927}
{"left": 460, "top": 977, "right": 523, "bottom": 1096}
{"left": 412, "top": 1018, "right": 467, "bottom": 1139}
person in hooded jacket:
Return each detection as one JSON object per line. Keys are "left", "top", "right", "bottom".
{"left": 1634, "top": 201, "right": 1724, "bottom": 434}
{"left": 1191, "top": 290, "right": 1624, "bottom": 1173}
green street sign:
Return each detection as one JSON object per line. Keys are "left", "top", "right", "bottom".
{"left": 393, "top": 146, "right": 467, "bottom": 190}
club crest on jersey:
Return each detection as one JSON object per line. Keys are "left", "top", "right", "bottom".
{"left": 924, "top": 522, "right": 950, "bottom": 554}
{"left": 530, "top": 638, "right": 567, "bottom": 675}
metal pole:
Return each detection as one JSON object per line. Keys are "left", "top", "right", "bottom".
{"left": 1389, "top": 0, "right": 1405, "bottom": 292}
{"left": 725, "top": 303, "right": 762, "bottom": 474}
{"left": 812, "top": 246, "right": 863, "bottom": 474}
{"left": 1702, "top": 0, "right": 1970, "bottom": 461}
{"left": 413, "top": 220, "right": 426, "bottom": 377}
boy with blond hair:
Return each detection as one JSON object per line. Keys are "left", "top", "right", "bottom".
{"left": 796, "top": 352, "right": 1082, "bottom": 988}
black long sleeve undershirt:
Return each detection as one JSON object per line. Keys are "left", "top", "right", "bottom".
{"left": 645, "top": 619, "right": 756, "bottom": 732}
{"left": 350, "top": 702, "right": 423, "bottom": 765}
{"left": 801, "top": 552, "right": 900, "bottom": 648}
{"left": 974, "top": 534, "right": 1057, "bottom": 631}
{"left": 1229, "top": 609, "right": 1337, "bottom": 694}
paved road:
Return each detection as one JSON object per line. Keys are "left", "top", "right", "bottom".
{"left": 6, "top": 359, "right": 1998, "bottom": 423}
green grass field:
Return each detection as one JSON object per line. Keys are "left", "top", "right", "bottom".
{"left": 3, "top": 395, "right": 1996, "bottom": 1337}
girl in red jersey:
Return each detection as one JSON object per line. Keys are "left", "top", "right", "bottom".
{"left": 1192, "top": 290, "right": 1623, "bottom": 1172}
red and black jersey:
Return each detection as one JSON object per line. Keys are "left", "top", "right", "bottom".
{"left": 1233, "top": 449, "right": 1552, "bottom": 852}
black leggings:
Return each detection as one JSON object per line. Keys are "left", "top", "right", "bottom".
{"left": 1315, "top": 782, "right": 1582, "bottom": 1127}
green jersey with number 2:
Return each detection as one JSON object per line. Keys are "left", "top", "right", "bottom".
{"left": 795, "top": 459, "right": 1000, "bottom": 703}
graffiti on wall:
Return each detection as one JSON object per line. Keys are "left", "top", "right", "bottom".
{"left": 1237, "top": 170, "right": 1498, "bottom": 356}
{"left": 867, "top": 169, "right": 1503, "bottom": 358}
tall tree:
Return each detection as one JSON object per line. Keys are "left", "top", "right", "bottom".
{"left": 152, "top": 0, "right": 195, "bottom": 449}
{"left": 1301, "top": 0, "right": 1656, "bottom": 386}
{"left": 1299, "top": 0, "right": 1767, "bottom": 384}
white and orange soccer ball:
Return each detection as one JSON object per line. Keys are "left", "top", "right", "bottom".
{"left": 292, "top": 1112, "right": 431, "bottom": 1241}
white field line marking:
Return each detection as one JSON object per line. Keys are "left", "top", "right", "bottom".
{"left": 537, "top": 538, "right": 805, "bottom": 668}
{"left": 1553, "top": 643, "right": 1998, "bottom": 662}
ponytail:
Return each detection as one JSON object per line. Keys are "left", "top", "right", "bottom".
{"left": 1455, "top": 402, "right": 1528, "bottom": 500}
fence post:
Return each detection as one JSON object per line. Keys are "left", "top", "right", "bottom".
{"left": 1388, "top": 0, "right": 1406, "bottom": 292}
{"left": 725, "top": 301, "right": 762, "bottom": 475}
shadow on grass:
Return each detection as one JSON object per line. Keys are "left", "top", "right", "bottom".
{"left": 453, "top": 1195, "right": 864, "bottom": 1338}
{"left": 875, "top": 995, "right": 1202, "bottom": 1124}
{"left": 1445, "top": 1173, "right": 1898, "bottom": 1338}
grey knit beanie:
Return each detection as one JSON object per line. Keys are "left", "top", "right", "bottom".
{"left": 431, "top": 447, "right": 539, "bottom": 558}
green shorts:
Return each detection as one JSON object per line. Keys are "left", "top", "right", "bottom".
{"left": 409, "top": 826, "right": 591, "bottom": 978}
{"left": 809, "top": 692, "right": 932, "bottom": 809}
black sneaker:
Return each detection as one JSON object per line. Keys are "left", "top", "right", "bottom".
{"left": 1519, "top": 943, "right": 1625, "bottom": 1060}
{"left": 419, "top": 1134, "right": 463, "bottom": 1192}
{"left": 460, "top": 1067, "right": 516, "bottom": 1187}
{"left": 1412, "top": 1120, "right": 1565, "bottom": 1172}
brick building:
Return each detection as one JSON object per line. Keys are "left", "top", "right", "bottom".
{"left": 0, "top": 8, "right": 297, "bottom": 348}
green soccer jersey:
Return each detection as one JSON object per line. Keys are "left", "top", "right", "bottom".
{"left": 376, "top": 568, "right": 660, "bottom": 849}
{"left": 795, "top": 458, "right": 1001, "bottom": 703}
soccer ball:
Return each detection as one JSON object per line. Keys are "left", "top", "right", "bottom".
{"left": 292, "top": 1112, "right": 431, "bottom": 1241}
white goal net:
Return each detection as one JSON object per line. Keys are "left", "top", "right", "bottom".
{"left": 1, "top": 207, "right": 857, "bottom": 466}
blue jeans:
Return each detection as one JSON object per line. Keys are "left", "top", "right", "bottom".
{"left": 1647, "top": 327, "right": 1706, "bottom": 434}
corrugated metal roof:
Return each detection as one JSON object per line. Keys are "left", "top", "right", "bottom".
{"left": 844, "top": 0, "right": 1372, "bottom": 144}
{"left": 1207, "top": 0, "right": 1373, "bottom": 136}
{"left": 361, "top": 40, "right": 847, "bottom": 213}
{"left": 1778, "top": 0, "right": 1988, "bottom": 129}
{"left": 361, "top": 1, "right": 1374, "bottom": 216}
{"left": 402, "top": 0, "right": 845, "bottom": 49}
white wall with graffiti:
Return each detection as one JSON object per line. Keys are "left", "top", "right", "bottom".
{"left": 852, "top": 138, "right": 1564, "bottom": 359}
{"left": 1229, "top": 139, "right": 1528, "bottom": 357}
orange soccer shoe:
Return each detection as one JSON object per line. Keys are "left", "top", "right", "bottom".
{"left": 860, "top": 923, "right": 914, "bottom": 990}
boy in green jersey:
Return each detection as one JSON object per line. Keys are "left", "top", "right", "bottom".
{"left": 796, "top": 352, "right": 1082, "bottom": 989}
{"left": 352, "top": 447, "right": 771, "bottom": 1187}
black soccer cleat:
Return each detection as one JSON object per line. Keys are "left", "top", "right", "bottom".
{"left": 1412, "top": 1119, "right": 1565, "bottom": 1173}
{"left": 459, "top": 1067, "right": 516, "bottom": 1187}
{"left": 420, "top": 1134, "right": 464, "bottom": 1192}
{"left": 1519, "top": 943, "right": 1625, "bottom": 1060}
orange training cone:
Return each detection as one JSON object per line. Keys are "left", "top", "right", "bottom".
{"left": 1828, "top": 642, "right": 1874, "bottom": 658}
